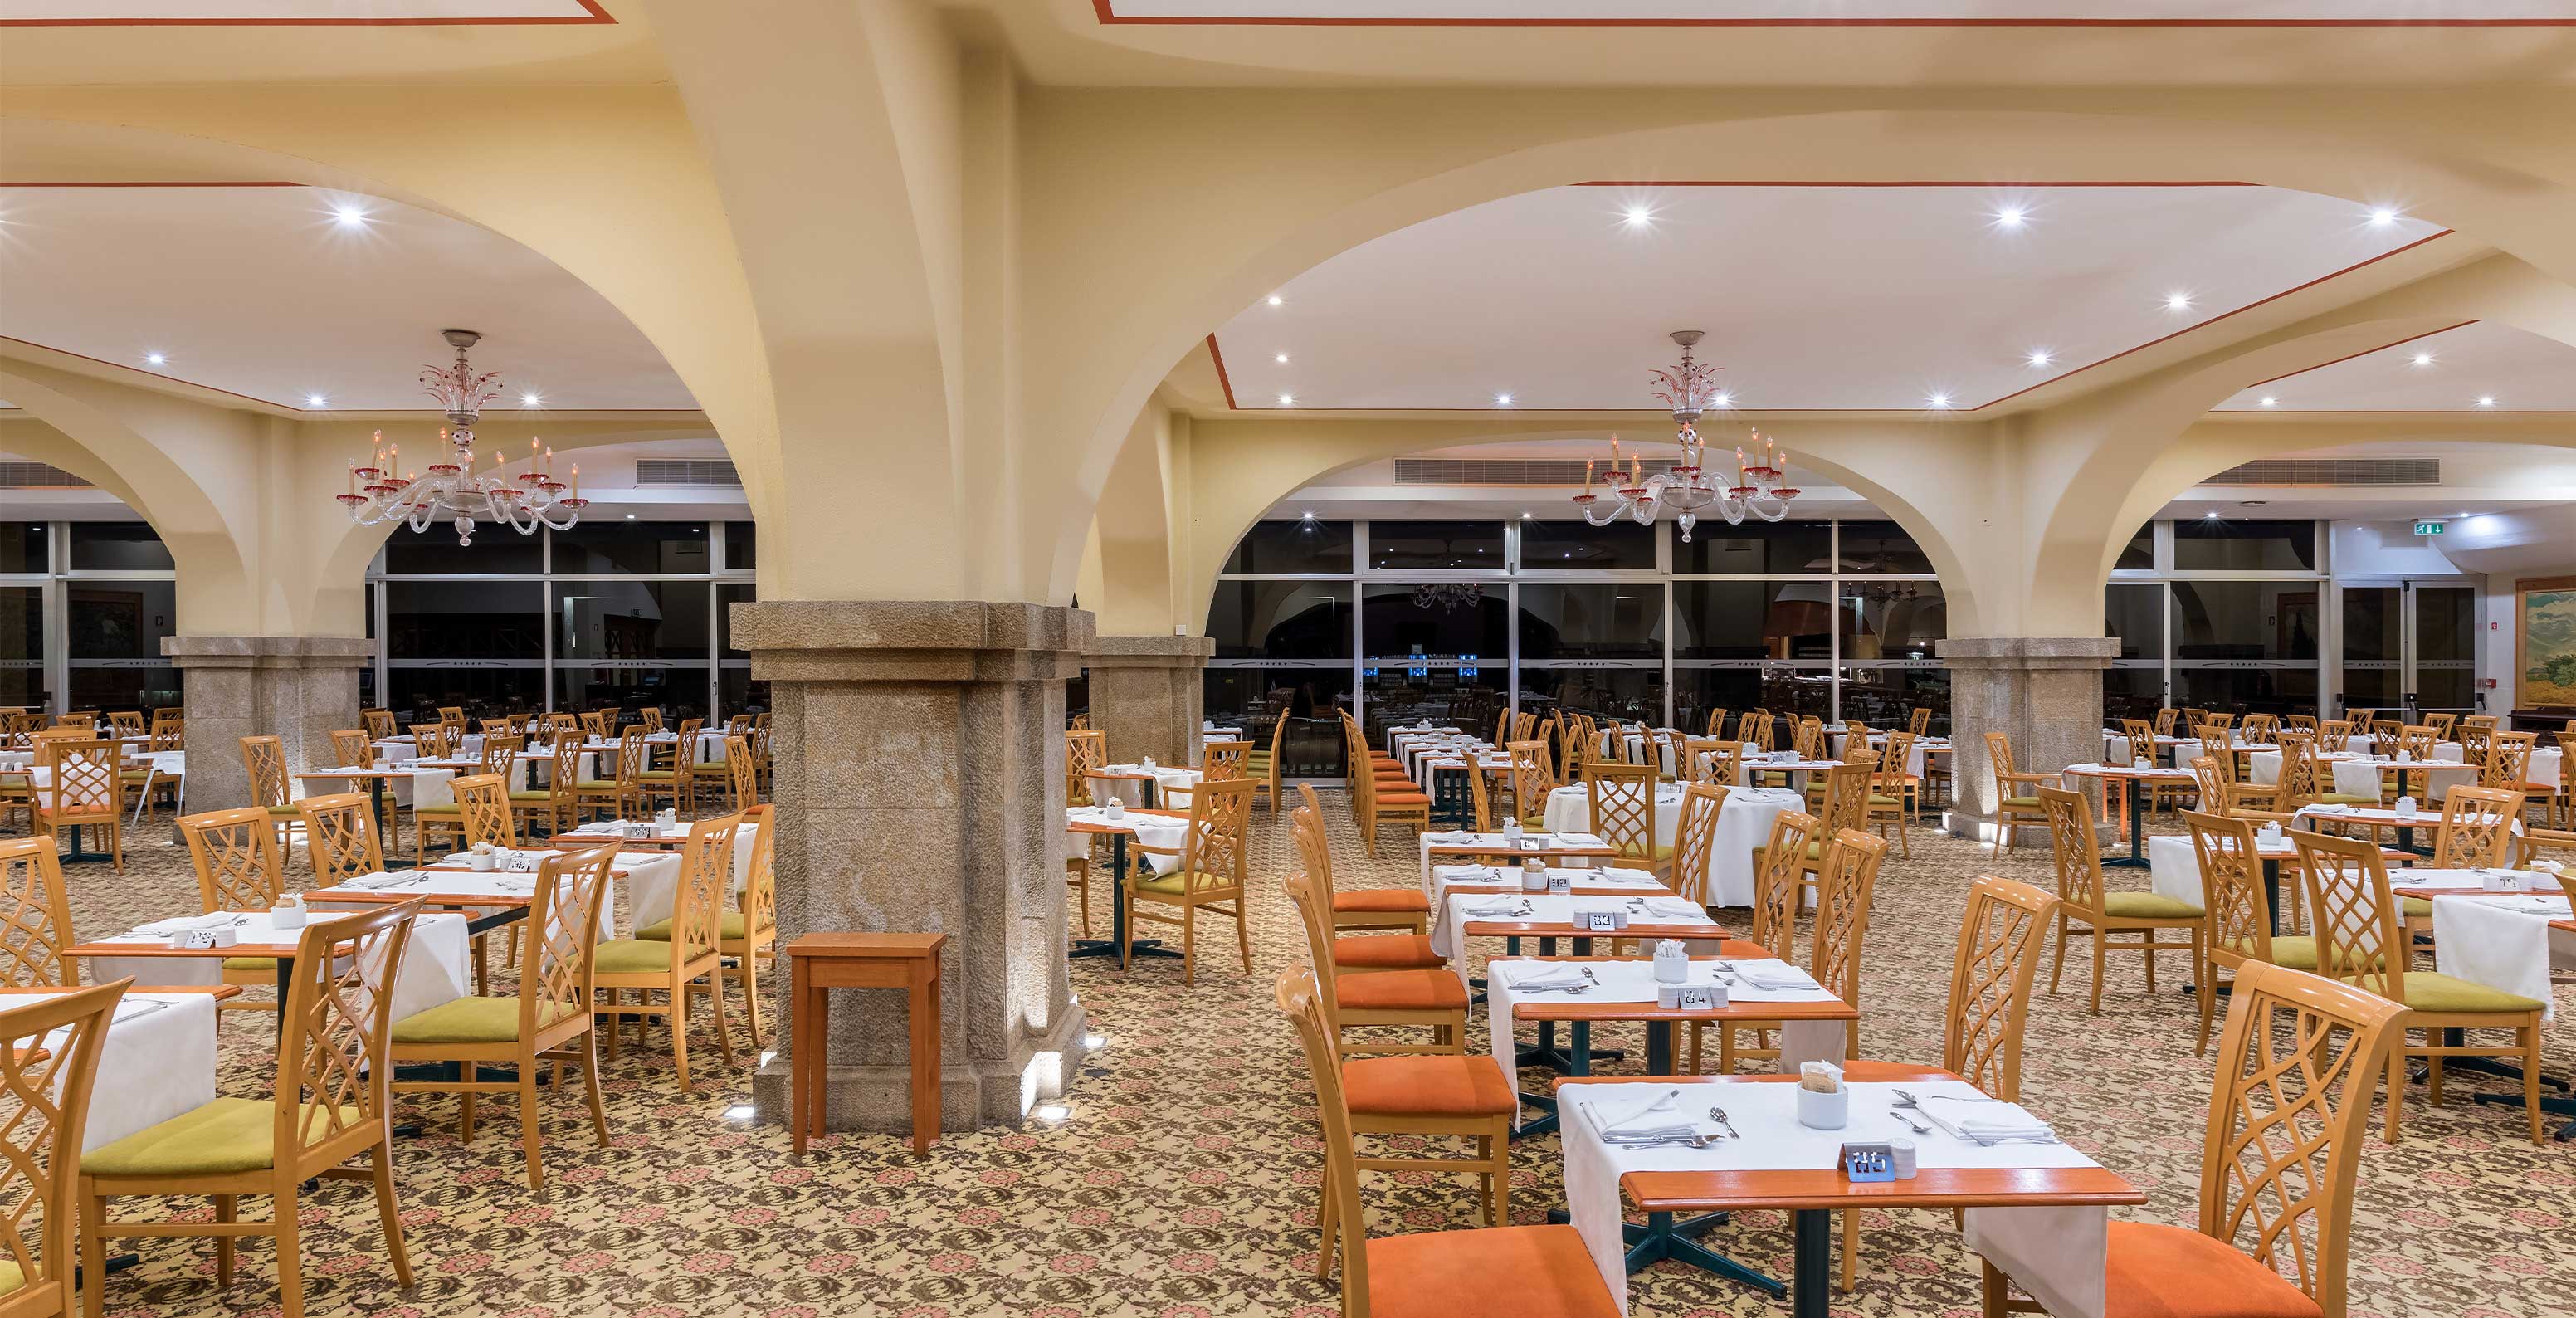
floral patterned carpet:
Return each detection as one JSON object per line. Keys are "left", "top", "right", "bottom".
{"left": 57, "top": 794, "right": 2576, "bottom": 1317}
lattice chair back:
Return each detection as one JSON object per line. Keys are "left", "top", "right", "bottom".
{"left": 2183, "top": 810, "right": 2273, "bottom": 965}
{"left": 179, "top": 806, "right": 285, "bottom": 915}
{"left": 1202, "top": 740, "right": 1250, "bottom": 781}
{"left": 1512, "top": 710, "right": 1537, "bottom": 742}
{"left": 1676, "top": 737, "right": 1719, "bottom": 784}
{"left": 479, "top": 734, "right": 524, "bottom": 779}
{"left": 2036, "top": 785, "right": 2106, "bottom": 915}
{"left": 2423, "top": 711, "right": 2458, "bottom": 738}
{"left": 739, "top": 804, "right": 778, "bottom": 940}
{"left": 2275, "top": 741, "right": 2321, "bottom": 810}
{"left": 1463, "top": 757, "right": 1494, "bottom": 832}
{"left": 2241, "top": 713, "right": 2280, "bottom": 744}
{"left": 1582, "top": 761, "right": 1658, "bottom": 864}
{"left": 548, "top": 712, "right": 583, "bottom": 739}
{"left": 580, "top": 710, "right": 612, "bottom": 740}
{"left": 1707, "top": 740, "right": 1749, "bottom": 788}
{"left": 2485, "top": 731, "right": 2539, "bottom": 790}
{"left": 526, "top": 846, "right": 616, "bottom": 1037}
{"left": 2284, "top": 714, "right": 2320, "bottom": 735}
{"left": 105, "top": 710, "right": 144, "bottom": 739}
{"left": 278, "top": 901, "right": 420, "bottom": 1167}
{"left": 296, "top": 792, "right": 387, "bottom": 886}
{"left": 1793, "top": 716, "right": 1827, "bottom": 762}
{"left": 1810, "top": 829, "right": 1886, "bottom": 1044}
{"left": 52, "top": 713, "right": 95, "bottom": 731}
{"left": 241, "top": 734, "right": 290, "bottom": 808}
{"left": 2396, "top": 725, "right": 2437, "bottom": 763}
{"left": 1493, "top": 704, "right": 1512, "bottom": 748}
{"left": 0, "top": 980, "right": 126, "bottom": 1317}
{"left": 1879, "top": 730, "right": 1916, "bottom": 788}
{"left": 1818, "top": 760, "right": 1875, "bottom": 837}
{"left": 1178, "top": 777, "right": 1256, "bottom": 892}
{"left": 1505, "top": 739, "right": 1554, "bottom": 819}
{"left": 38, "top": 739, "right": 120, "bottom": 818}
{"left": 2202, "top": 711, "right": 2239, "bottom": 734}
{"left": 2150, "top": 708, "right": 2180, "bottom": 738}
{"left": 2291, "top": 830, "right": 2404, "bottom": 995}
{"left": 0, "top": 714, "right": 41, "bottom": 749}
{"left": 1670, "top": 783, "right": 1725, "bottom": 908}
{"left": 0, "top": 838, "right": 75, "bottom": 988}
{"left": 329, "top": 730, "right": 374, "bottom": 770}
{"left": 437, "top": 705, "right": 467, "bottom": 731}
{"left": 1749, "top": 810, "right": 1818, "bottom": 960}
{"left": 1983, "top": 731, "right": 2021, "bottom": 795}
{"left": 361, "top": 709, "right": 398, "bottom": 740}
{"left": 1743, "top": 710, "right": 1775, "bottom": 752}
{"left": 1065, "top": 730, "right": 1108, "bottom": 807}
{"left": 2198, "top": 728, "right": 2234, "bottom": 774}
{"left": 2432, "top": 785, "right": 2523, "bottom": 868}
{"left": 2198, "top": 960, "right": 2406, "bottom": 1318}
{"left": 454, "top": 774, "right": 515, "bottom": 849}
{"left": 611, "top": 728, "right": 650, "bottom": 786}
{"left": 1909, "top": 705, "right": 1933, "bottom": 737}
{"left": 671, "top": 814, "right": 745, "bottom": 969}
{"left": 671, "top": 718, "right": 703, "bottom": 767}
{"left": 2459, "top": 720, "right": 2495, "bottom": 768}
{"left": 410, "top": 723, "right": 452, "bottom": 760}
{"left": 2190, "top": 754, "right": 2231, "bottom": 814}
{"left": 1940, "top": 875, "right": 2060, "bottom": 1102}
{"left": 639, "top": 706, "right": 666, "bottom": 735}
{"left": 1705, "top": 705, "right": 1731, "bottom": 739}
{"left": 1066, "top": 714, "right": 1089, "bottom": 733}
{"left": 726, "top": 735, "right": 759, "bottom": 808}
{"left": 2120, "top": 718, "right": 2157, "bottom": 763}
{"left": 2319, "top": 719, "right": 2353, "bottom": 750}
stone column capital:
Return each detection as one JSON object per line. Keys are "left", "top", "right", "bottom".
{"left": 1082, "top": 633, "right": 1216, "bottom": 670}
{"left": 160, "top": 635, "right": 374, "bottom": 671}
{"left": 730, "top": 601, "right": 1093, "bottom": 684}
{"left": 1935, "top": 637, "right": 2120, "bottom": 671}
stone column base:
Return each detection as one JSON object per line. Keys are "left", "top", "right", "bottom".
{"left": 1936, "top": 636, "right": 2119, "bottom": 833}
{"left": 162, "top": 635, "right": 373, "bottom": 812}
{"left": 732, "top": 600, "right": 1094, "bottom": 1130}
{"left": 1084, "top": 634, "right": 1216, "bottom": 768}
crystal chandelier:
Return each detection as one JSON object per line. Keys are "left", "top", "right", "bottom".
{"left": 335, "top": 330, "right": 587, "bottom": 546}
{"left": 1409, "top": 583, "right": 1484, "bottom": 613}
{"left": 1572, "top": 330, "right": 1798, "bottom": 543}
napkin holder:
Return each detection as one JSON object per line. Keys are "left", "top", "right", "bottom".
{"left": 1838, "top": 1142, "right": 1898, "bottom": 1182}
{"left": 269, "top": 896, "right": 308, "bottom": 930}
{"left": 2256, "top": 822, "right": 2286, "bottom": 846}
{"left": 1797, "top": 1061, "right": 1847, "bottom": 1130}
{"left": 466, "top": 847, "right": 498, "bottom": 872}
{"left": 655, "top": 808, "right": 678, "bottom": 829}
{"left": 1500, "top": 817, "right": 1524, "bottom": 840}
{"left": 1520, "top": 859, "right": 1548, "bottom": 893}
{"left": 2394, "top": 795, "right": 2418, "bottom": 819}
{"left": 1651, "top": 939, "right": 1690, "bottom": 984}
{"left": 1103, "top": 799, "right": 1125, "bottom": 822}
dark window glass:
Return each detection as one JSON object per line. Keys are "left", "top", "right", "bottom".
{"left": 554, "top": 580, "right": 712, "bottom": 662}
{"left": 383, "top": 581, "right": 544, "bottom": 660}
{"left": 2173, "top": 519, "right": 2317, "bottom": 571}
{"left": 724, "top": 522, "right": 756, "bottom": 571}
{"left": 1674, "top": 581, "right": 1832, "bottom": 660}
{"left": 550, "top": 522, "right": 712, "bottom": 575}
{"left": 68, "top": 579, "right": 177, "bottom": 660}
{"left": 1519, "top": 520, "right": 1656, "bottom": 571}
{"left": 1367, "top": 521, "right": 1503, "bottom": 570}
{"left": 0, "top": 525, "right": 44, "bottom": 574}
{"left": 1841, "top": 666, "right": 1949, "bottom": 735}
{"left": 68, "top": 666, "right": 182, "bottom": 715}
{"left": 1203, "top": 668, "right": 1352, "bottom": 778}
{"left": 1360, "top": 583, "right": 1506, "bottom": 662}
{"left": 385, "top": 666, "right": 546, "bottom": 725}
{"left": 1362, "top": 665, "right": 1506, "bottom": 749}
{"left": 2171, "top": 581, "right": 2319, "bottom": 661}
{"left": 0, "top": 586, "right": 42, "bottom": 707}
{"left": 1205, "top": 581, "right": 1351, "bottom": 659}
{"left": 1673, "top": 522, "right": 1834, "bottom": 574}
{"left": 1520, "top": 666, "right": 1665, "bottom": 726}
{"left": 2115, "top": 524, "right": 2154, "bottom": 572}
{"left": 1839, "top": 581, "right": 1945, "bottom": 657}
{"left": 1222, "top": 520, "right": 1351, "bottom": 574}
{"left": 558, "top": 666, "right": 708, "bottom": 727}
{"left": 1516, "top": 584, "right": 1663, "bottom": 660}
{"left": 66, "top": 522, "right": 172, "bottom": 572}
{"left": 2105, "top": 584, "right": 2164, "bottom": 661}
{"left": 2174, "top": 667, "right": 2315, "bottom": 720}
{"left": 1836, "top": 521, "right": 1933, "bottom": 574}
{"left": 2104, "top": 666, "right": 2167, "bottom": 725}
{"left": 383, "top": 523, "right": 542, "bottom": 574}
{"left": 1672, "top": 666, "right": 1830, "bottom": 733}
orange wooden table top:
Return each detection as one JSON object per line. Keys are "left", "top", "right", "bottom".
{"left": 786, "top": 931, "right": 947, "bottom": 960}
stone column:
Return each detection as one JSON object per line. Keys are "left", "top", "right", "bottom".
{"left": 1084, "top": 634, "right": 1216, "bottom": 767}
{"left": 738, "top": 601, "right": 1092, "bottom": 1135}
{"left": 1938, "top": 637, "right": 2120, "bottom": 837}
{"left": 162, "top": 636, "right": 373, "bottom": 810}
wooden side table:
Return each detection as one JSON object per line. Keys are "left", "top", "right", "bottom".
{"left": 787, "top": 932, "right": 947, "bottom": 1155}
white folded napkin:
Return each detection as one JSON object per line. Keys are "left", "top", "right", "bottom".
{"left": 1557, "top": 833, "right": 1606, "bottom": 848}
{"left": 1917, "top": 1096, "right": 2056, "bottom": 1141}
{"left": 1639, "top": 898, "right": 1711, "bottom": 921}
{"left": 1503, "top": 964, "right": 1587, "bottom": 991}
{"left": 133, "top": 913, "right": 236, "bottom": 936}
{"left": 1727, "top": 961, "right": 1822, "bottom": 991}
{"left": 1422, "top": 830, "right": 1476, "bottom": 843}
{"left": 2065, "top": 762, "right": 2104, "bottom": 774}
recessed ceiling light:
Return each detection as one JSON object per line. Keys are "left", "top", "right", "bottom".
{"left": 2367, "top": 206, "right": 2401, "bottom": 227}
{"left": 332, "top": 204, "right": 368, "bottom": 227}
{"left": 1495, "top": 393, "right": 1513, "bottom": 407}
{"left": 1266, "top": 295, "right": 1283, "bottom": 307}
{"left": 520, "top": 392, "right": 543, "bottom": 407}
{"left": 2410, "top": 352, "right": 2434, "bottom": 367}
{"left": 2239, "top": 500, "right": 2269, "bottom": 507}
{"left": 1277, "top": 393, "right": 1295, "bottom": 406}
{"left": 305, "top": 393, "right": 327, "bottom": 408}
{"left": 2164, "top": 292, "right": 2193, "bottom": 311}
{"left": 2027, "top": 350, "right": 2052, "bottom": 368}
{"left": 2258, "top": 397, "right": 2278, "bottom": 408}
{"left": 2204, "top": 510, "right": 2222, "bottom": 519}
{"left": 1622, "top": 204, "right": 1654, "bottom": 229}
{"left": 1993, "top": 205, "right": 2027, "bottom": 230}
{"left": 2476, "top": 396, "right": 2497, "bottom": 408}
{"left": 1710, "top": 391, "right": 1733, "bottom": 408}
{"left": 1274, "top": 352, "right": 1289, "bottom": 364}
{"left": 144, "top": 351, "right": 165, "bottom": 366}
{"left": 1520, "top": 512, "right": 1533, "bottom": 520}
{"left": 1300, "top": 510, "right": 1315, "bottom": 520}
{"left": 1927, "top": 392, "right": 1953, "bottom": 409}
{"left": 627, "top": 514, "right": 637, "bottom": 520}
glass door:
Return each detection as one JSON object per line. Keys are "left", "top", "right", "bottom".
{"left": 2338, "top": 579, "right": 2475, "bottom": 723}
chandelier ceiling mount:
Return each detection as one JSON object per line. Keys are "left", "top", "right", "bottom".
{"left": 1572, "top": 330, "right": 1799, "bottom": 542}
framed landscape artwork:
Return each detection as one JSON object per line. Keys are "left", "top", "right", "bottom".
{"left": 2518, "top": 576, "right": 2576, "bottom": 708}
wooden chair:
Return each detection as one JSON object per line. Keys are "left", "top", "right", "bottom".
{"left": 1697, "top": 806, "right": 1818, "bottom": 1076}
{"left": 590, "top": 813, "right": 744, "bottom": 1091}
{"left": 1065, "top": 729, "right": 1111, "bottom": 937}
{"left": 407, "top": 723, "right": 451, "bottom": 761}
{"left": 718, "top": 735, "right": 759, "bottom": 813}
{"left": 1980, "top": 960, "right": 2404, "bottom": 1318}
{"left": 360, "top": 708, "right": 397, "bottom": 740}
{"left": 1288, "top": 790, "right": 1463, "bottom": 1057}
{"left": 1344, "top": 717, "right": 1430, "bottom": 856}
{"left": 0, "top": 836, "right": 77, "bottom": 988}
{"left": 295, "top": 792, "right": 387, "bottom": 887}
{"left": 390, "top": 845, "right": 617, "bottom": 1189}
{"left": 1811, "top": 829, "right": 1886, "bottom": 1062}
{"left": 512, "top": 737, "right": 585, "bottom": 839}
{"left": 51, "top": 713, "right": 95, "bottom": 731}
{"left": 1276, "top": 964, "right": 1618, "bottom": 1318}
{"left": 1580, "top": 761, "right": 1667, "bottom": 877}
{"left": 1282, "top": 809, "right": 1508, "bottom": 1234}
{"left": 1869, "top": 729, "right": 1916, "bottom": 854}
{"left": 1759, "top": 760, "right": 1871, "bottom": 895}
{"left": 34, "top": 739, "right": 122, "bottom": 871}
{"left": 573, "top": 729, "right": 647, "bottom": 824}
{"left": 1250, "top": 711, "right": 1288, "bottom": 814}
{"left": 2184, "top": 809, "right": 2324, "bottom": 1056}
{"left": 2484, "top": 730, "right": 2541, "bottom": 798}
{"left": 79, "top": 901, "right": 422, "bottom": 1318}
{"left": 1504, "top": 740, "right": 1554, "bottom": 828}
{"left": 2291, "top": 829, "right": 2545, "bottom": 1143}
{"left": 2037, "top": 785, "right": 2204, "bottom": 1013}
{"left": 1908, "top": 705, "right": 1933, "bottom": 737}
{"left": 633, "top": 717, "right": 698, "bottom": 816}
{"left": 327, "top": 729, "right": 373, "bottom": 770}
{"left": 179, "top": 806, "right": 290, "bottom": 1018}
{"left": 579, "top": 710, "right": 612, "bottom": 741}
{"left": 2320, "top": 717, "right": 2354, "bottom": 751}
{"left": 1705, "top": 705, "right": 1732, "bottom": 739}
{"left": 0, "top": 981, "right": 126, "bottom": 1318}
{"left": 2189, "top": 753, "right": 2276, "bottom": 818}
{"left": 2422, "top": 711, "right": 2459, "bottom": 739}
{"left": 2402, "top": 784, "right": 2529, "bottom": 946}
{"left": 1202, "top": 739, "right": 1250, "bottom": 781}
{"left": 639, "top": 803, "right": 779, "bottom": 1047}
{"left": 1705, "top": 740, "right": 1747, "bottom": 788}
{"left": 2240, "top": 712, "right": 2280, "bottom": 744}
{"left": 1676, "top": 736, "right": 1719, "bottom": 784}
{"left": 1123, "top": 777, "right": 1255, "bottom": 984}
{"left": 637, "top": 706, "right": 665, "bottom": 736}
{"left": 1296, "top": 783, "right": 1432, "bottom": 938}
{"left": 416, "top": 770, "right": 510, "bottom": 857}
{"left": 1983, "top": 732, "right": 2051, "bottom": 854}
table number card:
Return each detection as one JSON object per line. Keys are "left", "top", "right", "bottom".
{"left": 1839, "top": 1142, "right": 1897, "bottom": 1182}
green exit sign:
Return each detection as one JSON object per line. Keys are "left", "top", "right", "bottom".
{"left": 2414, "top": 520, "right": 2446, "bottom": 535}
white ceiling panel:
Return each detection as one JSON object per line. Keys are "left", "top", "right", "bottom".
{"left": 2215, "top": 320, "right": 2576, "bottom": 412}
{"left": 1101, "top": 2, "right": 2576, "bottom": 22}
{"left": 0, "top": 1, "right": 603, "bottom": 21}
{"left": 1213, "top": 184, "right": 2442, "bottom": 412}
{"left": 0, "top": 185, "right": 693, "bottom": 412}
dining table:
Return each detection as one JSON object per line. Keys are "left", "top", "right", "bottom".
{"left": 0, "top": 984, "right": 236, "bottom": 1152}
{"left": 2392, "top": 867, "right": 2576, "bottom": 1135}
{"left": 1540, "top": 781, "right": 1808, "bottom": 906}
{"left": 2056, "top": 762, "right": 2198, "bottom": 867}
{"left": 68, "top": 908, "right": 475, "bottom": 1030}
{"left": 1063, "top": 805, "right": 1187, "bottom": 964}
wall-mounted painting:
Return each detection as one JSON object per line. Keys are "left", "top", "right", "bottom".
{"left": 2517, "top": 576, "right": 2576, "bottom": 708}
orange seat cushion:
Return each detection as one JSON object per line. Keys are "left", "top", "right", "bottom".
{"left": 1342, "top": 1054, "right": 1516, "bottom": 1119}
{"left": 1333, "top": 888, "right": 1432, "bottom": 915}
{"left": 1335, "top": 969, "right": 1469, "bottom": 1013}
{"left": 1364, "top": 1224, "right": 1619, "bottom": 1318}
{"left": 1378, "top": 791, "right": 1432, "bottom": 805}
{"left": 2101, "top": 1222, "right": 2324, "bottom": 1318}
{"left": 1333, "top": 933, "right": 1444, "bottom": 970}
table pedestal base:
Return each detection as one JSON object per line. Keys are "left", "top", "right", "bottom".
{"left": 1541, "top": 1205, "right": 1780, "bottom": 1296}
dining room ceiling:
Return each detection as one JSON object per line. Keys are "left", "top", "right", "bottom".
{"left": 2215, "top": 320, "right": 2576, "bottom": 412}
{"left": 0, "top": 0, "right": 606, "bottom": 20}
{"left": 1094, "top": 1, "right": 2576, "bottom": 21}
{"left": 1211, "top": 183, "right": 2456, "bottom": 413}
{"left": 0, "top": 183, "right": 696, "bottom": 412}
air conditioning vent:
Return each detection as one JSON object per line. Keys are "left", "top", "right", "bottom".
{"left": 2198, "top": 458, "right": 2439, "bottom": 487}
{"left": 0, "top": 462, "right": 92, "bottom": 489}
{"left": 634, "top": 459, "right": 741, "bottom": 487}
{"left": 1393, "top": 458, "right": 1678, "bottom": 486}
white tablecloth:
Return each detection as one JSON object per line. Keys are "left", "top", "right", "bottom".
{"left": 560, "top": 820, "right": 762, "bottom": 909}
{"left": 88, "top": 910, "right": 473, "bottom": 1026}
{"left": 1564, "top": 1080, "right": 2102, "bottom": 1317}
{"left": 1437, "top": 891, "right": 1722, "bottom": 995}
{"left": 300, "top": 765, "right": 457, "bottom": 810}
{"left": 12, "top": 991, "right": 218, "bottom": 1153}
{"left": 376, "top": 733, "right": 486, "bottom": 764}
{"left": 1386, "top": 725, "right": 1460, "bottom": 759}
{"left": 315, "top": 865, "right": 624, "bottom": 941}
{"left": 1417, "top": 829, "right": 1608, "bottom": 890}
{"left": 2246, "top": 744, "right": 2510, "bottom": 802}
{"left": 1085, "top": 764, "right": 1201, "bottom": 809}
{"left": 1542, "top": 783, "right": 1805, "bottom": 907}
{"left": 1486, "top": 955, "right": 1841, "bottom": 1098}
{"left": 2423, "top": 876, "right": 2573, "bottom": 1023}
{"left": 1831, "top": 732, "right": 1930, "bottom": 779}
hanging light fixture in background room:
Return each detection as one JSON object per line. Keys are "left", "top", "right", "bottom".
{"left": 334, "top": 329, "right": 587, "bottom": 545}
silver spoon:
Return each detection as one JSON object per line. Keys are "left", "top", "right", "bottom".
{"left": 1707, "top": 1106, "right": 1739, "bottom": 1140}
